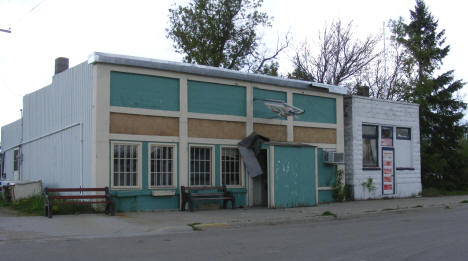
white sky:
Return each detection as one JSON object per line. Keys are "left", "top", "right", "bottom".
{"left": 0, "top": 0, "right": 467, "bottom": 132}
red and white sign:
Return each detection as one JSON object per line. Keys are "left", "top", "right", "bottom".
{"left": 381, "top": 138, "right": 393, "bottom": 147}
{"left": 382, "top": 149, "right": 394, "bottom": 195}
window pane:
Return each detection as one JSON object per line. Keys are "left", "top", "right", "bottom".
{"left": 396, "top": 127, "right": 411, "bottom": 139}
{"left": 190, "top": 147, "right": 211, "bottom": 186}
{"left": 150, "top": 145, "right": 175, "bottom": 187}
{"left": 363, "top": 138, "right": 377, "bottom": 166}
{"left": 221, "top": 148, "right": 241, "bottom": 186}
{"left": 363, "top": 125, "right": 377, "bottom": 136}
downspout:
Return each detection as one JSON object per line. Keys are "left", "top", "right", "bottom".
{"left": 19, "top": 109, "right": 23, "bottom": 181}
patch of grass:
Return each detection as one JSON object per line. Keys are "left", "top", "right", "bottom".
{"left": 0, "top": 195, "right": 44, "bottom": 216}
{"left": 382, "top": 208, "right": 396, "bottom": 211}
{"left": 445, "top": 205, "right": 451, "bottom": 209}
{"left": 411, "top": 205, "right": 423, "bottom": 208}
{"left": 460, "top": 200, "right": 468, "bottom": 204}
{"left": 187, "top": 222, "right": 201, "bottom": 231}
{"left": 422, "top": 187, "right": 468, "bottom": 197}
{"left": 321, "top": 211, "right": 337, "bottom": 218}
{"left": 0, "top": 195, "right": 97, "bottom": 216}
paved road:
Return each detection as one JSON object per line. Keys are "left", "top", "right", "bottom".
{"left": 1, "top": 204, "right": 468, "bottom": 261}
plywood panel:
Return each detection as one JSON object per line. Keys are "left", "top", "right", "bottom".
{"left": 188, "top": 119, "right": 245, "bottom": 139}
{"left": 253, "top": 123, "right": 287, "bottom": 141}
{"left": 110, "top": 112, "right": 179, "bottom": 136}
{"left": 294, "top": 126, "right": 336, "bottom": 144}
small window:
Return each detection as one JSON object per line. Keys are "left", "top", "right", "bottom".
{"left": 149, "top": 144, "right": 176, "bottom": 188}
{"left": 112, "top": 143, "right": 139, "bottom": 188}
{"left": 13, "top": 149, "right": 19, "bottom": 172}
{"left": 362, "top": 125, "right": 378, "bottom": 167}
{"left": 396, "top": 127, "right": 411, "bottom": 140}
{"left": 190, "top": 146, "right": 212, "bottom": 186}
{"left": 381, "top": 126, "right": 393, "bottom": 147}
{"left": 221, "top": 147, "right": 242, "bottom": 186}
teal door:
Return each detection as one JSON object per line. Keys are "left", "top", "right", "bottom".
{"left": 273, "top": 146, "right": 316, "bottom": 208}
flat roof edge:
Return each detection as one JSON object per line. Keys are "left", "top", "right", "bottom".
{"left": 88, "top": 52, "right": 348, "bottom": 95}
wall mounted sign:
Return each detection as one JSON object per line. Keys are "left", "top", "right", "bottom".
{"left": 382, "top": 148, "right": 395, "bottom": 195}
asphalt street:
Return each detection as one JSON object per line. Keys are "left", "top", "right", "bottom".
{"left": 1, "top": 204, "right": 468, "bottom": 261}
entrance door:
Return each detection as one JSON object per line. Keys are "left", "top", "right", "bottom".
{"left": 253, "top": 149, "right": 268, "bottom": 206}
{"left": 382, "top": 148, "right": 395, "bottom": 195}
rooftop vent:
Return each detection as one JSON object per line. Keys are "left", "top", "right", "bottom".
{"left": 54, "top": 57, "right": 69, "bottom": 75}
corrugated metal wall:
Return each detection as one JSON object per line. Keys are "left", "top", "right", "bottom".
{"left": 20, "top": 62, "right": 94, "bottom": 188}
{"left": 1, "top": 119, "right": 22, "bottom": 180}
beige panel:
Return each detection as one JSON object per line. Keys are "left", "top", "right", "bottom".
{"left": 188, "top": 119, "right": 246, "bottom": 139}
{"left": 253, "top": 123, "right": 287, "bottom": 142}
{"left": 294, "top": 126, "right": 337, "bottom": 144}
{"left": 110, "top": 112, "right": 179, "bottom": 136}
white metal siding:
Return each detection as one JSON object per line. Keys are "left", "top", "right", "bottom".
{"left": 20, "top": 62, "right": 94, "bottom": 188}
{"left": 1, "top": 119, "right": 22, "bottom": 180}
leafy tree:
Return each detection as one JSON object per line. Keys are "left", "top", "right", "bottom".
{"left": 167, "top": 0, "right": 288, "bottom": 74}
{"left": 392, "top": 0, "right": 467, "bottom": 189}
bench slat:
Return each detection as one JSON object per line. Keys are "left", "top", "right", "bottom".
{"left": 53, "top": 200, "right": 111, "bottom": 205}
{"left": 183, "top": 186, "right": 225, "bottom": 191}
{"left": 46, "top": 187, "right": 107, "bottom": 192}
{"left": 192, "top": 197, "right": 233, "bottom": 201}
{"left": 50, "top": 195, "right": 106, "bottom": 200}
{"left": 191, "top": 193, "right": 225, "bottom": 197}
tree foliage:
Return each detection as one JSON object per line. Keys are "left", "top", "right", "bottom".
{"left": 392, "top": 0, "right": 467, "bottom": 189}
{"left": 167, "top": 0, "right": 288, "bottom": 74}
{"left": 289, "top": 20, "right": 380, "bottom": 87}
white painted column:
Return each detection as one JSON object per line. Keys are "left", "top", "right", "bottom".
{"left": 92, "top": 64, "right": 111, "bottom": 188}
{"left": 246, "top": 84, "right": 254, "bottom": 207}
{"left": 286, "top": 92, "right": 294, "bottom": 142}
{"left": 335, "top": 96, "right": 345, "bottom": 184}
{"left": 179, "top": 77, "right": 188, "bottom": 190}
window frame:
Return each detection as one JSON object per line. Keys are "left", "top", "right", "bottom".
{"left": 396, "top": 127, "right": 412, "bottom": 140}
{"left": 362, "top": 124, "right": 379, "bottom": 168}
{"left": 220, "top": 145, "right": 244, "bottom": 188}
{"left": 189, "top": 144, "right": 215, "bottom": 186}
{"left": 13, "top": 148, "right": 19, "bottom": 172}
{"left": 148, "top": 143, "right": 178, "bottom": 189}
{"left": 110, "top": 141, "right": 142, "bottom": 190}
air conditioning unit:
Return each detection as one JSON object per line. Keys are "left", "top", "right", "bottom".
{"left": 323, "top": 151, "right": 344, "bottom": 164}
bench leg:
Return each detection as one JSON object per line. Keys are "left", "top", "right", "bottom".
{"left": 110, "top": 202, "right": 115, "bottom": 216}
{"left": 231, "top": 198, "right": 235, "bottom": 209}
{"left": 189, "top": 200, "right": 194, "bottom": 212}
{"left": 223, "top": 199, "right": 228, "bottom": 209}
{"left": 47, "top": 204, "right": 53, "bottom": 218}
{"left": 181, "top": 198, "right": 186, "bottom": 211}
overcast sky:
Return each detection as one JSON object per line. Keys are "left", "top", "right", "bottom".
{"left": 1, "top": 0, "right": 467, "bottom": 132}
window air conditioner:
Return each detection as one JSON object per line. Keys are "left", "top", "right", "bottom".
{"left": 323, "top": 151, "right": 344, "bottom": 164}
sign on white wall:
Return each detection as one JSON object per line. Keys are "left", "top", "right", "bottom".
{"left": 382, "top": 148, "right": 395, "bottom": 195}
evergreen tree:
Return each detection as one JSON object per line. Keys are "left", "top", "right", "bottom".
{"left": 392, "top": 0, "right": 467, "bottom": 188}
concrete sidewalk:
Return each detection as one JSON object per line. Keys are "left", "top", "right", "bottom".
{"left": 1, "top": 195, "right": 467, "bottom": 242}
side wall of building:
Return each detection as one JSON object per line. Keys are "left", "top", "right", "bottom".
{"left": 344, "top": 96, "right": 421, "bottom": 199}
{"left": 18, "top": 62, "right": 94, "bottom": 188}
{"left": 1, "top": 120, "right": 22, "bottom": 180}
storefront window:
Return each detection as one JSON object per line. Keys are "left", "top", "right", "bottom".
{"left": 363, "top": 125, "right": 378, "bottom": 167}
{"left": 381, "top": 126, "right": 393, "bottom": 147}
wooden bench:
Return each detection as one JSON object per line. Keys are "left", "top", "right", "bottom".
{"left": 180, "top": 185, "right": 235, "bottom": 212}
{"left": 43, "top": 187, "right": 115, "bottom": 218}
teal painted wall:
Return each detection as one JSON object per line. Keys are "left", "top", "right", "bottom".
{"left": 188, "top": 80, "right": 246, "bottom": 116}
{"left": 317, "top": 148, "right": 337, "bottom": 187}
{"left": 274, "top": 146, "right": 316, "bottom": 208}
{"left": 253, "top": 88, "right": 287, "bottom": 119}
{"left": 293, "top": 94, "right": 336, "bottom": 123}
{"left": 110, "top": 71, "right": 180, "bottom": 111}
{"left": 318, "top": 190, "right": 335, "bottom": 203}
